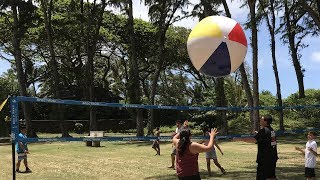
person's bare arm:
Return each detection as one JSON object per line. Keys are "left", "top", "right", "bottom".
{"left": 295, "top": 147, "right": 305, "bottom": 156}
{"left": 308, "top": 147, "right": 318, "bottom": 156}
{"left": 18, "top": 142, "right": 29, "bottom": 154}
{"left": 189, "top": 128, "right": 218, "bottom": 154}
{"left": 214, "top": 141, "right": 224, "bottom": 155}
{"left": 172, "top": 132, "right": 180, "bottom": 148}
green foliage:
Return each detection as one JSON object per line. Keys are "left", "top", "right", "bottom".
{"left": 283, "top": 89, "right": 320, "bottom": 128}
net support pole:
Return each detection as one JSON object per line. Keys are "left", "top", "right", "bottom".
{"left": 10, "top": 97, "right": 19, "bottom": 180}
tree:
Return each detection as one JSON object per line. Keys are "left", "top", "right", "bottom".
{"left": 85, "top": 0, "right": 107, "bottom": 131}
{"left": 248, "top": 0, "right": 260, "bottom": 130}
{"left": 221, "top": 0, "right": 255, "bottom": 132}
{"left": 145, "top": 0, "right": 190, "bottom": 134}
{"left": 126, "top": 0, "right": 144, "bottom": 136}
{"left": 40, "top": 0, "right": 70, "bottom": 137}
{"left": 4, "top": 0, "right": 38, "bottom": 137}
{"left": 258, "top": 0, "right": 284, "bottom": 130}
{"left": 0, "top": 70, "right": 20, "bottom": 137}
{"left": 282, "top": 0, "right": 306, "bottom": 98}
{"left": 297, "top": 0, "right": 320, "bottom": 29}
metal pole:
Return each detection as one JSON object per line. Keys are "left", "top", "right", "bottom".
{"left": 10, "top": 97, "right": 19, "bottom": 180}
{"left": 12, "top": 142, "right": 16, "bottom": 180}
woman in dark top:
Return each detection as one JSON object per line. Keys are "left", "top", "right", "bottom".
{"left": 173, "top": 128, "right": 218, "bottom": 179}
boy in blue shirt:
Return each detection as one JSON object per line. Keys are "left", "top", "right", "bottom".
{"left": 16, "top": 125, "right": 32, "bottom": 173}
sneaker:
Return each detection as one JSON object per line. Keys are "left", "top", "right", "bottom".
{"left": 16, "top": 169, "right": 21, "bottom": 173}
{"left": 25, "top": 169, "right": 32, "bottom": 173}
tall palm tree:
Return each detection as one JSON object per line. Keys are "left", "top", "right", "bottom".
{"left": 144, "top": 0, "right": 190, "bottom": 135}
{"left": 283, "top": 0, "right": 305, "bottom": 98}
{"left": 258, "top": 0, "right": 284, "bottom": 130}
{"left": 195, "top": 0, "right": 229, "bottom": 134}
{"left": 297, "top": 0, "right": 320, "bottom": 29}
{"left": 248, "top": 0, "right": 260, "bottom": 130}
{"left": 221, "top": 0, "right": 254, "bottom": 132}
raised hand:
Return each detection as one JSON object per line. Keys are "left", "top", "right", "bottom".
{"left": 209, "top": 128, "right": 218, "bottom": 138}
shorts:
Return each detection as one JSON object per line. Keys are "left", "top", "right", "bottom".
{"left": 256, "top": 161, "right": 277, "bottom": 180}
{"left": 17, "top": 153, "right": 27, "bottom": 161}
{"left": 206, "top": 150, "right": 217, "bottom": 159}
{"left": 305, "top": 167, "right": 315, "bottom": 178}
{"left": 172, "top": 147, "right": 176, "bottom": 155}
{"left": 152, "top": 140, "right": 159, "bottom": 148}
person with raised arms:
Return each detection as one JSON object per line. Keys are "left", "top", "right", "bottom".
{"left": 172, "top": 127, "right": 219, "bottom": 179}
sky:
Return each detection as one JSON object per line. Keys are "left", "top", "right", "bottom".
{"left": 1, "top": 0, "right": 319, "bottom": 98}
{"left": 131, "top": 0, "right": 320, "bottom": 98}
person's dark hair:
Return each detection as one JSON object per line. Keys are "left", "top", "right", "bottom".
{"left": 262, "top": 114, "right": 273, "bottom": 125}
{"left": 156, "top": 127, "right": 159, "bottom": 131}
{"left": 20, "top": 125, "right": 26, "bottom": 130}
{"left": 178, "top": 128, "right": 191, "bottom": 156}
{"left": 309, "top": 131, "right": 317, "bottom": 137}
{"left": 176, "top": 120, "right": 182, "bottom": 124}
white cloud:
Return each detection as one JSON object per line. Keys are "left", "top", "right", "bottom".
{"left": 132, "top": 1, "right": 149, "bottom": 21}
{"left": 218, "top": 0, "right": 249, "bottom": 23}
{"left": 258, "top": 58, "right": 264, "bottom": 68}
{"left": 311, "top": 51, "right": 320, "bottom": 63}
{"left": 132, "top": 0, "right": 249, "bottom": 29}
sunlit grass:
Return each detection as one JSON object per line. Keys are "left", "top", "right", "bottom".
{"left": 0, "top": 135, "right": 318, "bottom": 180}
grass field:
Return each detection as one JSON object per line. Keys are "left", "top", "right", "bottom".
{"left": 0, "top": 135, "right": 318, "bottom": 180}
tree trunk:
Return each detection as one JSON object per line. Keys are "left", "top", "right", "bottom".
{"left": 86, "top": 0, "right": 106, "bottom": 131}
{"left": 215, "top": 77, "right": 228, "bottom": 134}
{"left": 268, "top": 1, "right": 284, "bottom": 130}
{"left": 148, "top": 28, "right": 166, "bottom": 135}
{"left": 196, "top": 1, "right": 228, "bottom": 134}
{"left": 127, "top": 0, "right": 143, "bottom": 136}
{"left": 11, "top": 2, "right": 35, "bottom": 137}
{"left": 222, "top": 0, "right": 254, "bottom": 132}
{"left": 317, "top": 0, "right": 320, "bottom": 15}
{"left": 40, "top": 0, "right": 70, "bottom": 137}
{"left": 249, "top": 0, "right": 260, "bottom": 131}
{"left": 284, "top": 1, "right": 305, "bottom": 98}
{"left": 298, "top": 0, "right": 320, "bottom": 29}
{"left": 136, "top": 109, "right": 144, "bottom": 136}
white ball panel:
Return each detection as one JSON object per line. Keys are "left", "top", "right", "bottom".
{"left": 226, "top": 41, "right": 247, "bottom": 72}
{"left": 187, "top": 37, "right": 223, "bottom": 70}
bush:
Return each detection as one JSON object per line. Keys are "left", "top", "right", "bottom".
{"left": 74, "top": 123, "right": 84, "bottom": 134}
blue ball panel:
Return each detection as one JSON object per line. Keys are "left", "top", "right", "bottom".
{"left": 199, "top": 42, "right": 231, "bottom": 77}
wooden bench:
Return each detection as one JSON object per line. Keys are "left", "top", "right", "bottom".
{"left": 85, "top": 131, "right": 104, "bottom": 147}
{"left": 0, "top": 137, "right": 11, "bottom": 143}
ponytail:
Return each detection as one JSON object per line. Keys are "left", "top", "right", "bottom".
{"left": 178, "top": 128, "right": 191, "bottom": 156}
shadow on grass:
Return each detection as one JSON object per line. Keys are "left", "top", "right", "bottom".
{"left": 276, "top": 165, "right": 305, "bottom": 180}
{"left": 203, "top": 165, "right": 305, "bottom": 180}
{"left": 143, "top": 164, "right": 307, "bottom": 180}
{"left": 277, "top": 135, "right": 307, "bottom": 145}
{"left": 112, "top": 141, "right": 173, "bottom": 147}
{"left": 143, "top": 170, "right": 257, "bottom": 180}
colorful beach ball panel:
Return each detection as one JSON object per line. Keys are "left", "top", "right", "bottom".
{"left": 187, "top": 16, "right": 247, "bottom": 77}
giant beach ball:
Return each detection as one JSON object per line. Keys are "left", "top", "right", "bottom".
{"left": 187, "top": 16, "right": 247, "bottom": 77}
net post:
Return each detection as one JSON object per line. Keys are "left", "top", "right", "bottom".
{"left": 10, "top": 96, "right": 19, "bottom": 180}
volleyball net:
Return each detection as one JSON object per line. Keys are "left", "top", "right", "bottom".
{"left": 8, "top": 96, "right": 320, "bottom": 180}
{"left": 10, "top": 96, "right": 320, "bottom": 145}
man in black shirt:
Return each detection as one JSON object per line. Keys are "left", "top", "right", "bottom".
{"left": 255, "top": 115, "right": 278, "bottom": 179}
{"left": 234, "top": 114, "right": 278, "bottom": 180}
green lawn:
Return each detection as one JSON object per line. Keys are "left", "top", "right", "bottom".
{"left": 0, "top": 136, "right": 318, "bottom": 180}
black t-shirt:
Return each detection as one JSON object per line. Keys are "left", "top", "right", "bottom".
{"left": 254, "top": 126, "right": 278, "bottom": 164}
